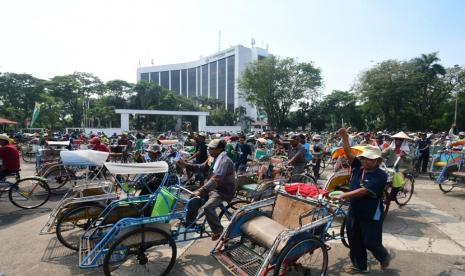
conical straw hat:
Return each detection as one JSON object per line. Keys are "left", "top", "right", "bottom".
{"left": 391, "top": 131, "right": 412, "bottom": 140}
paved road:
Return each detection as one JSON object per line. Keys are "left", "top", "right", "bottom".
{"left": 1, "top": 162, "right": 465, "bottom": 275}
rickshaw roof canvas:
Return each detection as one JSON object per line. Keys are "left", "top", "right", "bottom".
{"left": 104, "top": 161, "right": 169, "bottom": 174}
{"left": 47, "top": 141, "right": 70, "bottom": 146}
{"left": 60, "top": 150, "right": 110, "bottom": 166}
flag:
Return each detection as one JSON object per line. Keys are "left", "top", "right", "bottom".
{"left": 30, "top": 102, "right": 41, "bottom": 127}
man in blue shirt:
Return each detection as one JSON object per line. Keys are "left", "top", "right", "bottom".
{"left": 333, "top": 128, "right": 391, "bottom": 274}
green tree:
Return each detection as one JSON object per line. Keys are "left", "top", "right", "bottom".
{"left": 238, "top": 55, "right": 322, "bottom": 131}
{"left": 0, "top": 73, "right": 45, "bottom": 127}
{"left": 410, "top": 52, "right": 447, "bottom": 129}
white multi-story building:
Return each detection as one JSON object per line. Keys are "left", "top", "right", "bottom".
{"left": 137, "top": 45, "right": 269, "bottom": 120}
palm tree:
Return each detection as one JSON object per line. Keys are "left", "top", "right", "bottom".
{"left": 412, "top": 52, "right": 446, "bottom": 129}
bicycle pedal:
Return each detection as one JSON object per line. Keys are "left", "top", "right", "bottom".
{"left": 325, "top": 244, "right": 332, "bottom": 251}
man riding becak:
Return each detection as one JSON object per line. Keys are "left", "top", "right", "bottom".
{"left": 177, "top": 139, "right": 236, "bottom": 241}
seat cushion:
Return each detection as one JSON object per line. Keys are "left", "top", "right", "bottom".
{"left": 241, "top": 183, "right": 259, "bottom": 193}
{"left": 241, "top": 215, "right": 287, "bottom": 252}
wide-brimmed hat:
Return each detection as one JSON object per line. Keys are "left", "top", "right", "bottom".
{"left": 359, "top": 145, "right": 382, "bottom": 160}
{"left": 313, "top": 134, "right": 321, "bottom": 140}
{"left": 0, "top": 134, "right": 10, "bottom": 142}
{"left": 257, "top": 138, "right": 267, "bottom": 144}
{"left": 197, "top": 132, "right": 206, "bottom": 137}
{"left": 391, "top": 131, "right": 411, "bottom": 140}
{"left": 459, "top": 131, "right": 465, "bottom": 136}
{"left": 207, "top": 139, "right": 224, "bottom": 149}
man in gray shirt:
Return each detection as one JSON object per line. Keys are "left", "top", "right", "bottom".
{"left": 178, "top": 139, "right": 236, "bottom": 240}
{"left": 286, "top": 135, "right": 307, "bottom": 175}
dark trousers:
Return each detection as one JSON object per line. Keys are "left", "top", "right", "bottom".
{"left": 185, "top": 191, "right": 224, "bottom": 234}
{"left": 346, "top": 214, "right": 389, "bottom": 270}
{"left": 419, "top": 154, "right": 429, "bottom": 173}
{"left": 312, "top": 158, "right": 321, "bottom": 179}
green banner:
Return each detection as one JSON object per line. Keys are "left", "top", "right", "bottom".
{"left": 30, "top": 102, "right": 41, "bottom": 127}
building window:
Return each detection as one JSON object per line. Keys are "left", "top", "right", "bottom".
{"left": 209, "top": 61, "right": 217, "bottom": 98}
{"left": 188, "top": 68, "right": 196, "bottom": 98}
{"left": 150, "top": 72, "right": 159, "bottom": 85}
{"left": 181, "top": 69, "right": 187, "bottom": 97}
{"left": 170, "top": 70, "right": 180, "bottom": 94}
{"left": 160, "top": 71, "right": 169, "bottom": 89}
{"left": 217, "top": 58, "right": 226, "bottom": 108}
{"left": 201, "top": 64, "right": 208, "bottom": 97}
{"left": 140, "top": 73, "right": 149, "bottom": 81}
{"left": 227, "top": 55, "right": 235, "bottom": 111}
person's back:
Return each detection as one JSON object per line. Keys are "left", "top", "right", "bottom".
{"left": 195, "top": 140, "right": 208, "bottom": 164}
{"left": 0, "top": 136, "right": 20, "bottom": 179}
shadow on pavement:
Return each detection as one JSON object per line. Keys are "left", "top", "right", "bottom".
{"left": 40, "top": 237, "right": 101, "bottom": 275}
{"left": 327, "top": 250, "right": 401, "bottom": 275}
{"left": 171, "top": 253, "right": 231, "bottom": 275}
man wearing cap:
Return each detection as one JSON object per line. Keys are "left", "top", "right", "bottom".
{"left": 286, "top": 135, "right": 307, "bottom": 175}
{"left": 0, "top": 134, "right": 20, "bottom": 180}
{"left": 178, "top": 139, "right": 236, "bottom": 240}
{"left": 334, "top": 128, "right": 390, "bottom": 274}
{"left": 311, "top": 135, "right": 324, "bottom": 179}
{"left": 417, "top": 132, "right": 431, "bottom": 173}
{"left": 89, "top": 137, "right": 110, "bottom": 153}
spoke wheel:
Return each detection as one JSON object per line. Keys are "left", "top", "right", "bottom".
{"left": 395, "top": 175, "right": 414, "bottom": 206}
{"left": 103, "top": 227, "right": 176, "bottom": 276}
{"left": 274, "top": 237, "right": 328, "bottom": 276}
{"left": 43, "top": 167, "right": 74, "bottom": 190}
{"left": 9, "top": 177, "right": 50, "bottom": 209}
{"left": 56, "top": 203, "right": 104, "bottom": 250}
{"left": 22, "top": 152, "right": 36, "bottom": 163}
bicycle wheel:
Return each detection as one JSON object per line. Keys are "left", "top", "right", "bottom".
{"left": 395, "top": 175, "right": 414, "bottom": 206}
{"left": 42, "top": 167, "right": 74, "bottom": 190}
{"left": 340, "top": 217, "right": 350, "bottom": 248}
{"left": 218, "top": 199, "right": 251, "bottom": 221}
{"left": 56, "top": 203, "right": 104, "bottom": 250}
{"left": 439, "top": 179, "right": 456, "bottom": 193}
{"left": 382, "top": 189, "right": 391, "bottom": 222}
{"left": 8, "top": 177, "right": 50, "bottom": 209}
{"left": 274, "top": 236, "right": 328, "bottom": 276}
{"left": 22, "top": 151, "right": 36, "bottom": 163}
{"left": 103, "top": 227, "right": 176, "bottom": 276}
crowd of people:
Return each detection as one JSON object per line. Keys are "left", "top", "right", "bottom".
{"left": 2, "top": 124, "right": 465, "bottom": 274}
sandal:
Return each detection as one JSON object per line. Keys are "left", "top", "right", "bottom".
{"left": 343, "top": 264, "right": 369, "bottom": 274}
{"left": 211, "top": 231, "right": 222, "bottom": 241}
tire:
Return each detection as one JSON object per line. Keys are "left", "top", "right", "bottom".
{"left": 42, "top": 167, "right": 74, "bottom": 190}
{"left": 56, "top": 203, "right": 105, "bottom": 250}
{"left": 428, "top": 172, "right": 436, "bottom": 180}
{"left": 103, "top": 227, "right": 177, "bottom": 276}
{"left": 218, "top": 199, "right": 251, "bottom": 221}
{"left": 395, "top": 175, "right": 414, "bottom": 206}
{"left": 340, "top": 217, "right": 350, "bottom": 248}
{"left": 439, "top": 179, "right": 456, "bottom": 193}
{"left": 382, "top": 188, "right": 391, "bottom": 222}
{"left": 22, "top": 152, "right": 36, "bottom": 163}
{"left": 274, "top": 236, "right": 328, "bottom": 276}
{"left": 439, "top": 166, "right": 458, "bottom": 194}
{"left": 9, "top": 177, "right": 50, "bottom": 209}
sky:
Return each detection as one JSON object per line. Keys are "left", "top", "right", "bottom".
{"left": 1, "top": 0, "right": 464, "bottom": 94}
